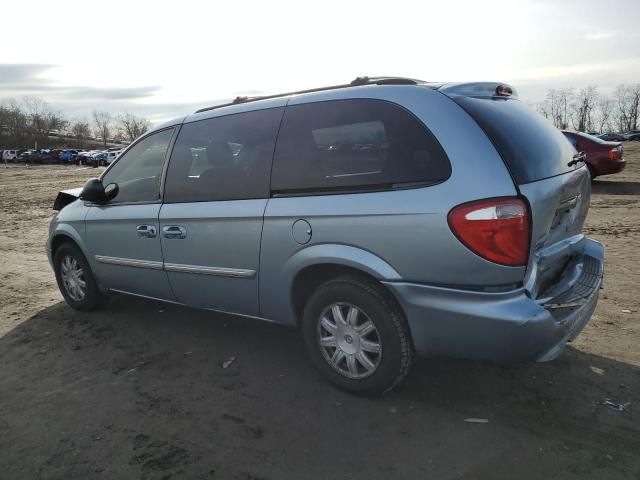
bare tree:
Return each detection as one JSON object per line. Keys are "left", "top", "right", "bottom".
{"left": 92, "top": 110, "right": 112, "bottom": 147}
{"left": 570, "top": 86, "right": 598, "bottom": 132}
{"left": 22, "top": 96, "right": 67, "bottom": 139}
{"left": 596, "top": 96, "right": 614, "bottom": 133}
{"left": 0, "top": 99, "right": 29, "bottom": 148}
{"left": 631, "top": 84, "right": 640, "bottom": 130}
{"left": 540, "top": 88, "right": 574, "bottom": 129}
{"left": 614, "top": 84, "right": 640, "bottom": 132}
{"left": 116, "top": 112, "right": 151, "bottom": 142}
{"left": 71, "top": 119, "right": 92, "bottom": 148}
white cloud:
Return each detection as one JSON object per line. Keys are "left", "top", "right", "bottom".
{"left": 585, "top": 32, "right": 615, "bottom": 40}
{"left": 1, "top": 0, "right": 639, "bottom": 117}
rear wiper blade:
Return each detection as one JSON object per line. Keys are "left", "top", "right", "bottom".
{"left": 568, "top": 151, "right": 586, "bottom": 167}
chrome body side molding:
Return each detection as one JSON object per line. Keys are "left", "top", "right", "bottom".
{"left": 164, "top": 262, "right": 256, "bottom": 278}
{"left": 95, "top": 255, "right": 255, "bottom": 278}
{"left": 95, "top": 255, "right": 164, "bottom": 270}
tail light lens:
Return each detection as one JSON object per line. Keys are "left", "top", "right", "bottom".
{"left": 608, "top": 147, "right": 622, "bottom": 161}
{"left": 448, "top": 198, "right": 530, "bottom": 266}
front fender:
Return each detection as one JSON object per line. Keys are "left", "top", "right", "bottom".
{"left": 48, "top": 223, "right": 90, "bottom": 265}
{"left": 47, "top": 200, "right": 89, "bottom": 268}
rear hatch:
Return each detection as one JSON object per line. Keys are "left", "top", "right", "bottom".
{"left": 453, "top": 94, "right": 592, "bottom": 300}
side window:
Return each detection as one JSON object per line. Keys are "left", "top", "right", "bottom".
{"left": 164, "top": 107, "right": 284, "bottom": 203}
{"left": 271, "top": 99, "right": 450, "bottom": 193}
{"left": 102, "top": 128, "right": 173, "bottom": 203}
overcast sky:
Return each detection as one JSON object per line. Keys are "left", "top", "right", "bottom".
{"left": 1, "top": 0, "right": 639, "bottom": 124}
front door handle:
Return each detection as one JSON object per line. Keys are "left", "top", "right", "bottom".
{"left": 136, "top": 224, "right": 157, "bottom": 238}
{"left": 162, "top": 225, "right": 187, "bottom": 239}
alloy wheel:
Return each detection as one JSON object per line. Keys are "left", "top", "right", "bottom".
{"left": 60, "top": 255, "right": 86, "bottom": 301}
{"left": 317, "top": 302, "right": 382, "bottom": 379}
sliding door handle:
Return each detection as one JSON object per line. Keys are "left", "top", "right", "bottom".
{"left": 162, "top": 225, "right": 187, "bottom": 239}
{"left": 136, "top": 224, "right": 157, "bottom": 238}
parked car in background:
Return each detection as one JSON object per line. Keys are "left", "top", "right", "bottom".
{"left": 47, "top": 129, "right": 60, "bottom": 137}
{"left": 80, "top": 151, "right": 105, "bottom": 165}
{"left": 59, "top": 150, "right": 78, "bottom": 163}
{"left": 105, "top": 150, "right": 121, "bottom": 164}
{"left": 19, "top": 150, "right": 35, "bottom": 162}
{"left": 2, "top": 149, "right": 18, "bottom": 162}
{"left": 598, "top": 133, "right": 626, "bottom": 142}
{"left": 48, "top": 78, "right": 604, "bottom": 395}
{"left": 91, "top": 152, "right": 109, "bottom": 167}
{"left": 38, "top": 149, "right": 57, "bottom": 164}
{"left": 562, "top": 130, "right": 625, "bottom": 179}
{"left": 624, "top": 130, "right": 640, "bottom": 141}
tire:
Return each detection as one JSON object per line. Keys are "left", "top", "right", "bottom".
{"left": 588, "top": 164, "right": 597, "bottom": 181}
{"left": 53, "top": 243, "right": 106, "bottom": 311}
{"left": 301, "top": 276, "right": 414, "bottom": 396}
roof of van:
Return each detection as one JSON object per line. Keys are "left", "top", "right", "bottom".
{"left": 191, "top": 77, "right": 518, "bottom": 115}
{"left": 150, "top": 77, "right": 517, "bottom": 133}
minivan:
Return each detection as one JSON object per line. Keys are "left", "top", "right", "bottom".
{"left": 48, "top": 77, "right": 604, "bottom": 395}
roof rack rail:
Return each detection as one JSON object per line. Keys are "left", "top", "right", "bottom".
{"left": 194, "top": 76, "right": 425, "bottom": 114}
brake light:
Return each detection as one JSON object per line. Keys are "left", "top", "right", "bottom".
{"left": 608, "top": 147, "right": 622, "bottom": 161}
{"left": 448, "top": 198, "right": 530, "bottom": 266}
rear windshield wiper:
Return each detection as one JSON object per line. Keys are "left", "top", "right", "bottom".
{"left": 568, "top": 151, "right": 586, "bottom": 167}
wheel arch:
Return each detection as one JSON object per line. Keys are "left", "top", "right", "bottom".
{"left": 49, "top": 225, "right": 91, "bottom": 265}
{"left": 284, "top": 244, "right": 404, "bottom": 326}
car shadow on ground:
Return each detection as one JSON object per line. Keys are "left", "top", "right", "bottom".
{"left": 1, "top": 296, "right": 639, "bottom": 480}
{"left": 591, "top": 179, "right": 640, "bottom": 196}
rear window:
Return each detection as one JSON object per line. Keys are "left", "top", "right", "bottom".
{"left": 455, "top": 97, "right": 577, "bottom": 184}
{"left": 271, "top": 99, "right": 450, "bottom": 193}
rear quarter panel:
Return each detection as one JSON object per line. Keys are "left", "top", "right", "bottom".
{"left": 259, "top": 86, "right": 525, "bottom": 324}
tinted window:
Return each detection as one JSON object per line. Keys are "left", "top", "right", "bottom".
{"left": 164, "top": 108, "right": 284, "bottom": 202}
{"left": 102, "top": 128, "right": 173, "bottom": 203}
{"left": 455, "top": 97, "right": 577, "bottom": 184}
{"left": 271, "top": 99, "right": 450, "bottom": 193}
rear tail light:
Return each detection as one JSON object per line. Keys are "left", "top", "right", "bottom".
{"left": 448, "top": 198, "right": 530, "bottom": 266}
{"left": 608, "top": 147, "right": 622, "bottom": 161}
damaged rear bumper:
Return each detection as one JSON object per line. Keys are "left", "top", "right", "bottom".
{"left": 383, "top": 238, "right": 604, "bottom": 363}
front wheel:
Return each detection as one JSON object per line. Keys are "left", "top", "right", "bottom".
{"left": 54, "top": 243, "right": 106, "bottom": 311}
{"left": 302, "top": 276, "right": 414, "bottom": 396}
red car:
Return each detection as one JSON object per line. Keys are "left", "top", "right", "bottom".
{"left": 562, "top": 130, "right": 625, "bottom": 180}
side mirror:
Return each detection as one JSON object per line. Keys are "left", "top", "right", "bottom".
{"left": 80, "top": 179, "right": 119, "bottom": 203}
{"left": 80, "top": 178, "right": 106, "bottom": 203}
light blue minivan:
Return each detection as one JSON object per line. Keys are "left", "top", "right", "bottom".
{"left": 48, "top": 77, "right": 604, "bottom": 395}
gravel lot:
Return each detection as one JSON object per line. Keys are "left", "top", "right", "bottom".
{"left": 1, "top": 147, "right": 639, "bottom": 479}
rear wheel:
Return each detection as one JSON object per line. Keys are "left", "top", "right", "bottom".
{"left": 302, "top": 276, "right": 414, "bottom": 396}
{"left": 54, "top": 243, "right": 106, "bottom": 311}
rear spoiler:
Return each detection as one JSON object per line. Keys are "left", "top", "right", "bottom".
{"left": 53, "top": 187, "right": 82, "bottom": 211}
{"left": 436, "top": 82, "right": 518, "bottom": 99}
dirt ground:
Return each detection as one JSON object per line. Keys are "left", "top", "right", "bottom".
{"left": 0, "top": 147, "right": 639, "bottom": 480}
